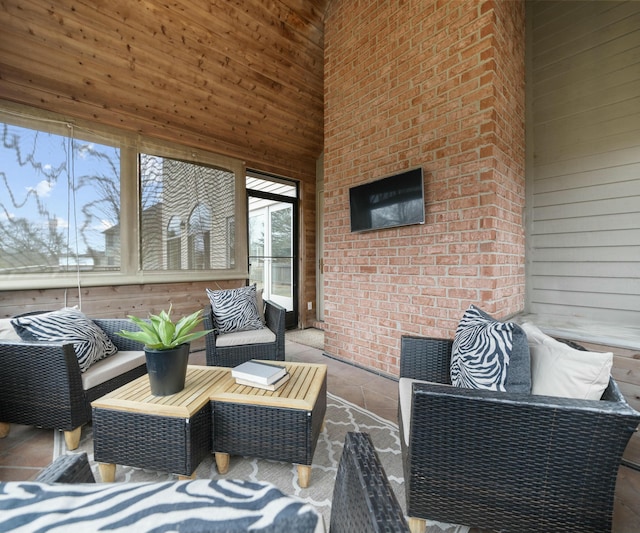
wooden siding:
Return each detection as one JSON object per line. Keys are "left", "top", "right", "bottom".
{"left": 0, "top": 280, "right": 243, "bottom": 352}
{"left": 0, "top": 0, "right": 327, "bottom": 326}
{"left": 527, "top": 0, "right": 640, "bottom": 325}
{"left": 0, "top": 0, "right": 327, "bottom": 181}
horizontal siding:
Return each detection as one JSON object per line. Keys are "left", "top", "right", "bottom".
{"left": 528, "top": 0, "right": 640, "bottom": 326}
{"left": 531, "top": 275, "right": 640, "bottom": 295}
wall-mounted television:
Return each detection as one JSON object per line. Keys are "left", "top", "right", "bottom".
{"left": 349, "top": 167, "right": 425, "bottom": 232}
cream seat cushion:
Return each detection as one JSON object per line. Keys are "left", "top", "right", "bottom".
{"left": 216, "top": 328, "right": 276, "bottom": 347}
{"left": 81, "top": 350, "right": 146, "bottom": 390}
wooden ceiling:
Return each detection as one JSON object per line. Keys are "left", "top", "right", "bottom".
{"left": 0, "top": 0, "right": 330, "bottom": 179}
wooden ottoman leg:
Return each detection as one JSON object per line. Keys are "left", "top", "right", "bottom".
{"left": 178, "top": 472, "right": 196, "bottom": 480}
{"left": 0, "top": 422, "right": 10, "bottom": 438}
{"left": 408, "top": 517, "right": 426, "bottom": 533}
{"left": 215, "top": 452, "right": 230, "bottom": 474}
{"left": 64, "top": 427, "right": 82, "bottom": 450}
{"left": 98, "top": 463, "right": 116, "bottom": 482}
{"left": 297, "top": 464, "right": 312, "bottom": 488}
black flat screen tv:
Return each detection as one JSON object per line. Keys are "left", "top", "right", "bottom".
{"left": 349, "top": 167, "right": 425, "bottom": 232}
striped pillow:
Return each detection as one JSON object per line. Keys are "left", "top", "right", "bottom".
{"left": 450, "top": 305, "right": 531, "bottom": 393}
{"left": 0, "top": 479, "right": 321, "bottom": 533}
{"left": 206, "top": 284, "right": 264, "bottom": 334}
{"left": 11, "top": 308, "right": 118, "bottom": 372}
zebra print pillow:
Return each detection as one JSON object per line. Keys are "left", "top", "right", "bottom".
{"left": 0, "top": 479, "right": 322, "bottom": 533}
{"left": 450, "top": 305, "right": 531, "bottom": 393}
{"left": 206, "top": 284, "right": 264, "bottom": 333}
{"left": 11, "top": 307, "right": 118, "bottom": 372}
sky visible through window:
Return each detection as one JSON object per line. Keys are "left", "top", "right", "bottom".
{"left": 0, "top": 122, "right": 120, "bottom": 271}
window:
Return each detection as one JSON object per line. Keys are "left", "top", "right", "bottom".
{"left": 0, "top": 122, "right": 121, "bottom": 274}
{"left": 0, "top": 106, "right": 246, "bottom": 288}
{"left": 166, "top": 216, "right": 182, "bottom": 270}
{"left": 187, "top": 204, "right": 211, "bottom": 270}
{"left": 140, "top": 155, "right": 235, "bottom": 271}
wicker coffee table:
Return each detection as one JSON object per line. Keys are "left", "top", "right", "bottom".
{"left": 210, "top": 361, "right": 327, "bottom": 488}
{"left": 91, "top": 366, "right": 228, "bottom": 482}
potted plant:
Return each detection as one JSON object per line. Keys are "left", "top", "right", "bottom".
{"left": 117, "top": 306, "right": 211, "bottom": 396}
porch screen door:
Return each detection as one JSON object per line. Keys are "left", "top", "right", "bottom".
{"left": 247, "top": 174, "right": 298, "bottom": 329}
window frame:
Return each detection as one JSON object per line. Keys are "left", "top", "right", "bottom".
{"left": 0, "top": 102, "right": 248, "bottom": 290}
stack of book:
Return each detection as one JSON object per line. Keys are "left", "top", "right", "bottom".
{"left": 231, "top": 360, "right": 290, "bottom": 391}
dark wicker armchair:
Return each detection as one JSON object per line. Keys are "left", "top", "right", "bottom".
{"left": 203, "top": 300, "right": 285, "bottom": 367}
{"left": 0, "top": 318, "right": 146, "bottom": 451}
{"left": 399, "top": 335, "right": 640, "bottom": 533}
{"left": 331, "top": 431, "right": 410, "bottom": 533}
{"left": 35, "top": 452, "right": 96, "bottom": 483}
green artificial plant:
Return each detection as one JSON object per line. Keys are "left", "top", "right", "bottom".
{"left": 117, "top": 305, "right": 212, "bottom": 350}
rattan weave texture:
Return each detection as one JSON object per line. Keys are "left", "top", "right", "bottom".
{"left": 330, "top": 432, "right": 409, "bottom": 533}
{"left": 93, "top": 404, "right": 211, "bottom": 476}
{"left": 0, "top": 317, "right": 146, "bottom": 437}
{"left": 35, "top": 452, "right": 95, "bottom": 483}
{"left": 399, "top": 335, "right": 640, "bottom": 533}
{"left": 203, "top": 300, "right": 285, "bottom": 367}
{"left": 212, "top": 376, "right": 326, "bottom": 465}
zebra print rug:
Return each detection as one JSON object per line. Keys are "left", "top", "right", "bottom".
{"left": 54, "top": 392, "right": 469, "bottom": 533}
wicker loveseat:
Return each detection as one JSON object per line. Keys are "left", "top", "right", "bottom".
{"left": 0, "top": 432, "right": 409, "bottom": 533}
{"left": 0, "top": 317, "right": 147, "bottom": 450}
{"left": 203, "top": 300, "right": 285, "bottom": 367}
{"left": 399, "top": 335, "right": 640, "bottom": 533}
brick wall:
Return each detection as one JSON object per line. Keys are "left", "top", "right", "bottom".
{"left": 323, "top": 0, "right": 526, "bottom": 375}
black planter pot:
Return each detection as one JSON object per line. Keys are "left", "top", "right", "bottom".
{"left": 144, "top": 343, "right": 190, "bottom": 396}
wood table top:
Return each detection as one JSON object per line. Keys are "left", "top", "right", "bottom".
{"left": 91, "top": 362, "right": 327, "bottom": 417}
{"left": 211, "top": 361, "right": 326, "bottom": 411}
{"left": 91, "top": 366, "right": 229, "bottom": 418}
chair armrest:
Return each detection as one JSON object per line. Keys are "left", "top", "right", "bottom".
{"left": 93, "top": 318, "right": 146, "bottom": 352}
{"left": 0, "top": 340, "right": 89, "bottom": 430}
{"left": 203, "top": 305, "right": 219, "bottom": 362}
{"left": 35, "top": 452, "right": 95, "bottom": 483}
{"left": 403, "top": 378, "right": 640, "bottom": 529}
{"left": 330, "top": 432, "right": 409, "bottom": 533}
{"left": 202, "top": 305, "right": 216, "bottom": 333}
{"left": 265, "top": 300, "right": 286, "bottom": 358}
{"left": 264, "top": 300, "right": 285, "bottom": 336}
{"left": 400, "top": 335, "right": 452, "bottom": 383}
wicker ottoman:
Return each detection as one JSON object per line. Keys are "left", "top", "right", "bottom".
{"left": 210, "top": 362, "right": 327, "bottom": 488}
{"left": 92, "top": 366, "right": 229, "bottom": 481}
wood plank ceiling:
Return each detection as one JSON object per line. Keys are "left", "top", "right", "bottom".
{"left": 0, "top": 0, "right": 329, "bottom": 179}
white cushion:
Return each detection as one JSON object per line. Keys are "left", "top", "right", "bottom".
{"left": 0, "top": 318, "right": 20, "bottom": 340}
{"left": 81, "top": 350, "right": 146, "bottom": 390}
{"left": 216, "top": 328, "right": 276, "bottom": 347}
{"left": 521, "top": 322, "right": 613, "bottom": 400}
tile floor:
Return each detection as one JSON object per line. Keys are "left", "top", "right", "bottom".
{"left": 1, "top": 333, "right": 638, "bottom": 533}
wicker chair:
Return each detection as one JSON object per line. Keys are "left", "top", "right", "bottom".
{"left": 0, "top": 318, "right": 146, "bottom": 451}
{"left": 203, "top": 300, "right": 285, "bottom": 367}
{"left": 399, "top": 335, "right": 640, "bottom": 533}
{"left": 35, "top": 451, "right": 96, "bottom": 483}
{"left": 331, "top": 431, "right": 410, "bottom": 533}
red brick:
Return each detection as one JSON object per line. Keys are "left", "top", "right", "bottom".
{"left": 324, "top": 0, "right": 525, "bottom": 376}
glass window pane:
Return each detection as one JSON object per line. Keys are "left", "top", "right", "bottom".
{"left": 0, "top": 123, "right": 121, "bottom": 274}
{"left": 140, "top": 154, "right": 235, "bottom": 271}
{"left": 271, "top": 206, "right": 292, "bottom": 257}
